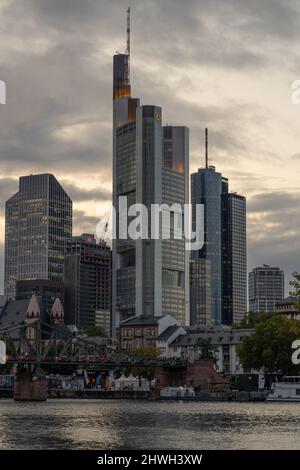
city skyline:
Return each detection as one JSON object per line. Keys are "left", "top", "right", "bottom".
{"left": 0, "top": 0, "right": 300, "bottom": 294}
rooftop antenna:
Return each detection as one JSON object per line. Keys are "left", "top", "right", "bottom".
{"left": 205, "top": 127, "right": 208, "bottom": 168}
{"left": 126, "top": 6, "right": 131, "bottom": 82}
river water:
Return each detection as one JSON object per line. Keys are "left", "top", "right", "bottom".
{"left": 0, "top": 399, "right": 299, "bottom": 449}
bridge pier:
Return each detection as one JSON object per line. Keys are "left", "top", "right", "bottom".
{"left": 14, "top": 367, "right": 47, "bottom": 401}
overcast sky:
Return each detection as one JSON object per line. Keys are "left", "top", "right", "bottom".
{"left": 0, "top": 0, "right": 300, "bottom": 295}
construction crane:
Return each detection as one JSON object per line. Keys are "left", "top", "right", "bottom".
{"left": 98, "top": 203, "right": 112, "bottom": 243}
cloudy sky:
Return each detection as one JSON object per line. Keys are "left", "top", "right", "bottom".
{"left": 0, "top": 0, "right": 299, "bottom": 294}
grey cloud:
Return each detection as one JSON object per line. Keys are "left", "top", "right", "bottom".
{"left": 248, "top": 191, "right": 300, "bottom": 213}
{"left": 0, "top": 0, "right": 300, "bottom": 294}
{"left": 63, "top": 181, "right": 111, "bottom": 202}
{"left": 0, "top": 178, "right": 18, "bottom": 217}
{"left": 247, "top": 190, "right": 300, "bottom": 292}
{"left": 73, "top": 209, "right": 99, "bottom": 235}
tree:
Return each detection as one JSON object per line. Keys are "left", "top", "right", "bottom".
{"left": 195, "top": 338, "right": 218, "bottom": 364}
{"left": 289, "top": 271, "right": 300, "bottom": 311}
{"left": 236, "top": 311, "right": 272, "bottom": 329}
{"left": 237, "top": 314, "right": 300, "bottom": 374}
{"left": 82, "top": 326, "right": 108, "bottom": 337}
{"left": 125, "top": 347, "right": 160, "bottom": 379}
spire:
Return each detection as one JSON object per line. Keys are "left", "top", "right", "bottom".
{"left": 126, "top": 6, "right": 131, "bottom": 82}
{"left": 205, "top": 128, "right": 208, "bottom": 168}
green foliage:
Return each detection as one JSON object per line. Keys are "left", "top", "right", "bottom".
{"left": 131, "top": 347, "right": 160, "bottom": 360}
{"left": 82, "top": 326, "right": 108, "bottom": 337}
{"left": 236, "top": 311, "right": 272, "bottom": 329}
{"left": 195, "top": 338, "right": 218, "bottom": 363}
{"left": 125, "top": 347, "right": 160, "bottom": 379}
{"left": 289, "top": 271, "right": 300, "bottom": 311}
{"left": 237, "top": 314, "right": 300, "bottom": 374}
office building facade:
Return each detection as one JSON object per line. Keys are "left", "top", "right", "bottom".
{"left": 64, "top": 234, "right": 112, "bottom": 330}
{"left": 249, "top": 265, "right": 284, "bottom": 312}
{"left": 191, "top": 166, "right": 224, "bottom": 325}
{"left": 191, "top": 163, "right": 247, "bottom": 325}
{"left": 112, "top": 39, "right": 189, "bottom": 332}
{"left": 190, "top": 258, "right": 212, "bottom": 326}
{"left": 222, "top": 193, "right": 247, "bottom": 324}
{"left": 4, "top": 174, "right": 72, "bottom": 299}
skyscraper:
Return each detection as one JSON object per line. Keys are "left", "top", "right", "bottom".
{"left": 112, "top": 10, "right": 189, "bottom": 332}
{"left": 161, "top": 126, "right": 189, "bottom": 324}
{"left": 191, "top": 132, "right": 247, "bottom": 325}
{"left": 222, "top": 193, "right": 247, "bottom": 324}
{"left": 4, "top": 173, "right": 72, "bottom": 299}
{"left": 191, "top": 165, "right": 224, "bottom": 324}
{"left": 64, "top": 234, "right": 112, "bottom": 330}
{"left": 249, "top": 265, "right": 284, "bottom": 312}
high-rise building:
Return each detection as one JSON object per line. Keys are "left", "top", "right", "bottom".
{"left": 190, "top": 258, "right": 212, "bottom": 326}
{"left": 191, "top": 132, "right": 247, "bottom": 325}
{"left": 249, "top": 265, "right": 284, "bottom": 312}
{"left": 112, "top": 11, "right": 189, "bottom": 332}
{"left": 64, "top": 234, "right": 112, "bottom": 330}
{"left": 222, "top": 193, "right": 247, "bottom": 324}
{"left": 4, "top": 173, "right": 72, "bottom": 299}
{"left": 191, "top": 165, "right": 224, "bottom": 324}
{"left": 161, "top": 126, "right": 189, "bottom": 324}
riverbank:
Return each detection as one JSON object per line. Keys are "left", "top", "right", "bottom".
{"left": 0, "top": 388, "right": 268, "bottom": 401}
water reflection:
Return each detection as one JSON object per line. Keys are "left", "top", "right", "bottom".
{"left": 0, "top": 400, "right": 299, "bottom": 450}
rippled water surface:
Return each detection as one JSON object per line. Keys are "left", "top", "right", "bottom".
{"left": 0, "top": 399, "right": 299, "bottom": 449}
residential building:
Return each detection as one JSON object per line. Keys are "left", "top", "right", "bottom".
{"left": 119, "top": 314, "right": 180, "bottom": 350}
{"left": 249, "top": 265, "right": 284, "bottom": 312}
{"left": 64, "top": 234, "right": 112, "bottom": 330}
{"left": 4, "top": 173, "right": 72, "bottom": 299}
{"left": 157, "top": 325, "right": 255, "bottom": 375}
{"left": 275, "top": 296, "right": 300, "bottom": 320}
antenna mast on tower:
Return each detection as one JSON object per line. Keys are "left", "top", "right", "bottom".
{"left": 205, "top": 128, "right": 208, "bottom": 168}
{"left": 126, "top": 6, "right": 131, "bottom": 82}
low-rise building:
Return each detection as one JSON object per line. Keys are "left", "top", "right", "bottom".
{"left": 119, "top": 314, "right": 180, "bottom": 350}
{"left": 158, "top": 326, "right": 255, "bottom": 375}
{"left": 275, "top": 296, "right": 300, "bottom": 320}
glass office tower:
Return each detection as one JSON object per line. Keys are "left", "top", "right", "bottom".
{"left": 222, "top": 193, "right": 247, "bottom": 324}
{"left": 191, "top": 166, "right": 224, "bottom": 325}
{"left": 5, "top": 174, "right": 72, "bottom": 299}
{"left": 112, "top": 47, "right": 189, "bottom": 333}
{"left": 192, "top": 164, "right": 247, "bottom": 326}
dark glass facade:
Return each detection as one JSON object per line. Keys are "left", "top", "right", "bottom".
{"left": 4, "top": 174, "right": 72, "bottom": 299}
{"left": 64, "top": 234, "right": 112, "bottom": 330}
{"left": 191, "top": 166, "right": 247, "bottom": 326}
{"left": 222, "top": 193, "right": 247, "bottom": 324}
{"left": 191, "top": 166, "right": 223, "bottom": 324}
